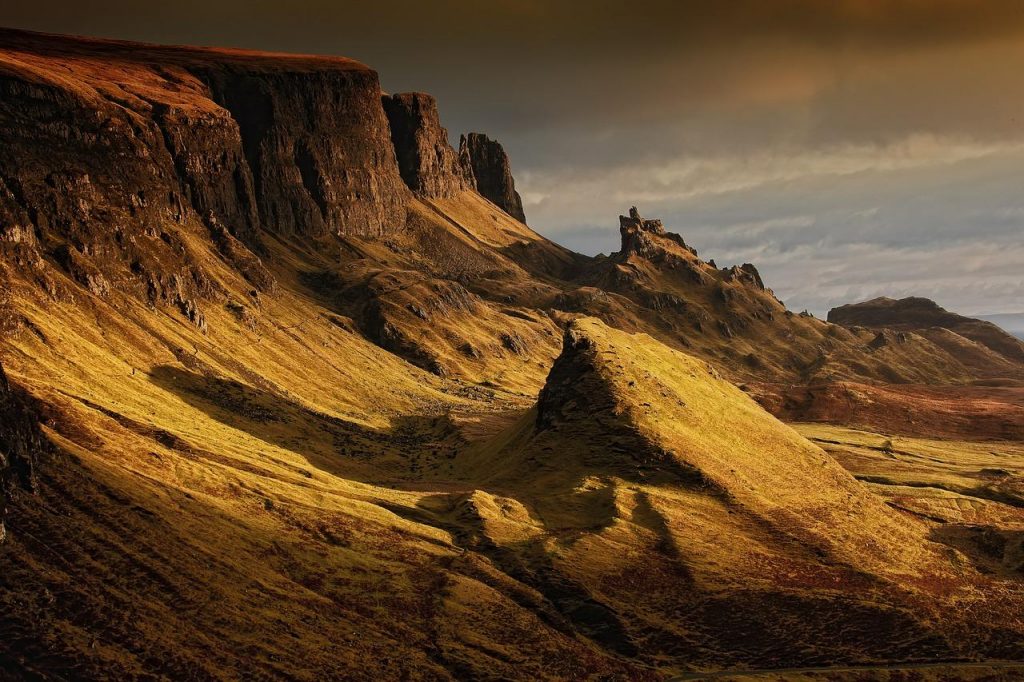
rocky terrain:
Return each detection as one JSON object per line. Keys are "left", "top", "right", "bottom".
{"left": 458, "top": 132, "right": 527, "bottom": 223}
{"left": 1, "top": 28, "right": 1024, "bottom": 680}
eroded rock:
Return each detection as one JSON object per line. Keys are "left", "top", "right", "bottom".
{"left": 383, "top": 92, "right": 472, "bottom": 198}
{"left": 459, "top": 132, "right": 526, "bottom": 223}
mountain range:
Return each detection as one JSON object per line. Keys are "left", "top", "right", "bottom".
{"left": 1, "top": 28, "right": 1023, "bottom": 680}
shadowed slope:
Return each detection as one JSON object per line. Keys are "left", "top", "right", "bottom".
{"left": 471, "top": 318, "right": 936, "bottom": 576}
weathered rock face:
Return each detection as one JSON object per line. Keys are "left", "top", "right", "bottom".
{"left": 0, "top": 28, "right": 416, "bottom": 335}
{"left": 722, "top": 263, "right": 766, "bottom": 291}
{"left": 382, "top": 92, "right": 472, "bottom": 198}
{"left": 617, "top": 206, "right": 699, "bottom": 261}
{"left": 204, "top": 67, "right": 408, "bottom": 239}
{"left": 0, "top": 361, "right": 45, "bottom": 543}
{"left": 459, "top": 132, "right": 526, "bottom": 223}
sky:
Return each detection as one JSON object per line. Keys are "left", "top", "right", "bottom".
{"left": 2, "top": 1, "right": 1023, "bottom": 317}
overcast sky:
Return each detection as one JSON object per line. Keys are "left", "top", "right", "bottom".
{"left": 3, "top": 1, "right": 1023, "bottom": 316}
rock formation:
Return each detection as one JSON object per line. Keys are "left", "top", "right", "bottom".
{"left": 0, "top": 29, "right": 408, "bottom": 247}
{"left": 459, "top": 132, "right": 527, "bottom": 223}
{"left": 617, "top": 206, "right": 698, "bottom": 260}
{"left": 0, "top": 28, "right": 412, "bottom": 333}
{"left": 201, "top": 66, "right": 409, "bottom": 240}
{"left": 722, "top": 263, "right": 766, "bottom": 291}
{"left": 382, "top": 93, "right": 472, "bottom": 198}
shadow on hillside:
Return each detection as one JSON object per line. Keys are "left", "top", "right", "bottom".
{"left": 147, "top": 364, "right": 455, "bottom": 481}
{"left": 139, "top": 363, "right": 968, "bottom": 667}
{"left": 931, "top": 525, "right": 1024, "bottom": 578}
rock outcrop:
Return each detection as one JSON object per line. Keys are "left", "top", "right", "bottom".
{"left": 203, "top": 66, "right": 408, "bottom": 239}
{"left": 0, "top": 29, "right": 409, "bottom": 242}
{"left": 722, "top": 263, "right": 766, "bottom": 291}
{"left": 499, "top": 318, "right": 937, "bottom": 577}
{"left": 0, "top": 360, "right": 45, "bottom": 543}
{"left": 382, "top": 92, "right": 472, "bottom": 198}
{"left": 0, "top": 28, "right": 411, "bottom": 331}
{"left": 459, "top": 132, "right": 526, "bottom": 223}
{"left": 617, "top": 206, "right": 698, "bottom": 260}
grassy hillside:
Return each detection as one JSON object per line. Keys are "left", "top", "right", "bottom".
{"left": 2, "top": 29, "right": 1024, "bottom": 680}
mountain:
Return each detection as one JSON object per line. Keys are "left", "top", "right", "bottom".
{"left": 828, "top": 296, "right": 1024, "bottom": 372}
{"left": 2, "top": 28, "right": 1024, "bottom": 679}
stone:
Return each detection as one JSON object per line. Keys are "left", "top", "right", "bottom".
{"left": 459, "top": 133, "right": 526, "bottom": 223}
{"left": 383, "top": 93, "right": 472, "bottom": 198}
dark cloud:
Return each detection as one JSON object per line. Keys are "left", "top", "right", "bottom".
{"left": 2, "top": 1, "right": 1023, "bottom": 315}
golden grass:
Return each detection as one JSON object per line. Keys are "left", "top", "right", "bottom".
{"left": 3, "top": 209, "right": 1024, "bottom": 676}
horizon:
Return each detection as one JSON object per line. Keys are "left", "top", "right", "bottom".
{"left": 2, "top": 2, "right": 1022, "bottom": 318}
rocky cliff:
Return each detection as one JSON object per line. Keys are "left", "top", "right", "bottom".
{"left": 459, "top": 132, "right": 527, "bottom": 223}
{"left": 0, "top": 28, "right": 408, "bottom": 328}
{"left": 382, "top": 92, "right": 472, "bottom": 198}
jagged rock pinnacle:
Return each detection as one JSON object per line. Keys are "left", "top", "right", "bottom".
{"left": 459, "top": 133, "right": 527, "bottom": 223}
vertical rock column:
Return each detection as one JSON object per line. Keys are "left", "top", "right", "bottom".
{"left": 205, "top": 67, "right": 409, "bottom": 239}
{"left": 382, "top": 92, "right": 473, "bottom": 198}
{"left": 459, "top": 132, "right": 527, "bottom": 223}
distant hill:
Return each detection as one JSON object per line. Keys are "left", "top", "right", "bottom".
{"left": 828, "top": 296, "right": 1024, "bottom": 373}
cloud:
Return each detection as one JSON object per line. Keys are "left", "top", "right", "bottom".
{"left": 522, "top": 138, "right": 1024, "bottom": 316}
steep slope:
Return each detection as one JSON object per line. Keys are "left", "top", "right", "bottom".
{"left": 467, "top": 318, "right": 936, "bottom": 574}
{"left": 0, "top": 202, "right": 644, "bottom": 678}
{"left": 0, "top": 27, "right": 409, "bottom": 247}
{"left": 459, "top": 132, "right": 527, "bottom": 223}
{"left": 829, "top": 297, "right": 1024, "bottom": 372}
{"left": 0, "top": 359, "right": 45, "bottom": 544}
{"left": 382, "top": 92, "right": 473, "bottom": 199}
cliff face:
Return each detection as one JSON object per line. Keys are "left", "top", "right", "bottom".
{"left": 0, "top": 28, "right": 408, "bottom": 323}
{"left": 382, "top": 92, "right": 472, "bottom": 198}
{"left": 459, "top": 132, "right": 527, "bottom": 223}
{"left": 204, "top": 68, "right": 408, "bottom": 239}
